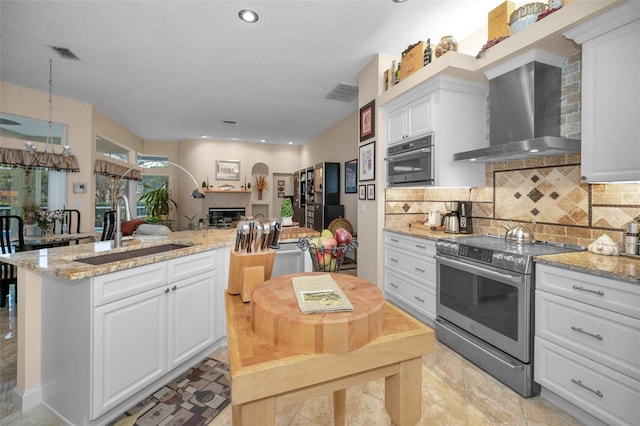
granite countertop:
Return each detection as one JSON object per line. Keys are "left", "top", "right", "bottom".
{"left": 384, "top": 225, "right": 456, "bottom": 242}
{"left": 0, "top": 226, "right": 319, "bottom": 281}
{"left": 535, "top": 252, "right": 640, "bottom": 284}
{"left": 386, "top": 225, "right": 640, "bottom": 284}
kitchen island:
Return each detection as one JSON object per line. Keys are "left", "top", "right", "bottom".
{"left": 0, "top": 226, "right": 318, "bottom": 423}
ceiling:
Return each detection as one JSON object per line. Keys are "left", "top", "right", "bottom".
{"left": 0, "top": 0, "right": 497, "bottom": 146}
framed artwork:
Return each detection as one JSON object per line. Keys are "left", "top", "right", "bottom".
{"left": 278, "top": 191, "right": 285, "bottom": 198}
{"left": 344, "top": 159, "right": 357, "bottom": 193}
{"left": 367, "top": 183, "right": 376, "bottom": 200}
{"left": 359, "top": 141, "right": 375, "bottom": 182}
{"left": 359, "top": 185, "right": 366, "bottom": 200}
{"left": 277, "top": 180, "right": 285, "bottom": 186}
{"left": 216, "top": 159, "right": 240, "bottom": 180}
{"left": 359, "top": 99, "right": 375, "bottom": 142}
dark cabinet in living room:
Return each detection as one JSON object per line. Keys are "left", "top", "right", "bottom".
{"left": 312, "top": 162, "right": 342, "bottom": 231}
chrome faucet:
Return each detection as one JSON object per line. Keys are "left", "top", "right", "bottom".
{"left": 113, "top": 195, "right": 131, "bottom": 248}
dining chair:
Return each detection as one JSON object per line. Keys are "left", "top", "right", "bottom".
{"left": 1, "top": 215, "right": 25, "bottom": 308}
{"left": 53, "top": 209, "right": 81, "bottom": 238}
{"left": 101, "top": 210, "right": 117, "bottom": 241}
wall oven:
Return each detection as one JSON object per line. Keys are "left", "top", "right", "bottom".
{"left": 435, "top": 234, "right": 584, "bottom": 397}
{"left": 385, "top": 134, "right": 434, "bottom": 186}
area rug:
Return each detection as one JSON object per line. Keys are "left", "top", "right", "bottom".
{"left": 108, "top": 357, "right": 230, "bottom": 426}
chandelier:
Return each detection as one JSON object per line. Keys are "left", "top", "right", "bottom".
{"left": 24, "top": 59, "right": 72, "bottom": 157}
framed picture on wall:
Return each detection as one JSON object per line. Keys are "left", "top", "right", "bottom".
{"left": 359, "top": 99, "right": 375, "bottom": 142}
{"left": 367, "top": 183, "right": 376, "bottom": 200}
{"left": 216, "top": 159, "right": 240, "bottom": 180}
{"left": 344, "top": 159, "right": 357, "bottom": 193}
{"left": 359, "top": 185, "right": 366, "bottom": 200}
{"left": 359, "top": 141, "right": 375, "bottom": 182}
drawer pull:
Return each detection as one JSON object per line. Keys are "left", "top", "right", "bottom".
{"left": 415, "top": 267, "right": 425, "bottom": 273}
{"left": 390, "top": 238, "right": 399, "bottom": 243}
{"left": 571, "top": 378, "right": 603, "bottom": 397}
{"left": 414, "top": 296, "right": 425, "bottom": 303}
{"left": 571, "top": 326, "right": 603, "bottom": 340}
{"left": 572, "top": 285, "right": 604, "bottom": 296}
{"left": 172, "top": 285, "right": 177, "bottom": 291}
{"left": 389, "top": 283, "right": 399, "bottom": 289}
{"left": 164, "top": 288, "right": 170, "bottom": 294}
{"left": 390, "top": 258, "right": 399, "bottom": 263}
{"left": 415, "top": 244, "right": 426, "bottom": 250}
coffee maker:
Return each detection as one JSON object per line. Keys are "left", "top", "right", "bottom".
{"left": 443, "top": 201, "right": 460, "bottom": 234}
{"left": 458, "top": 202, "right": 472, "bottom": 234}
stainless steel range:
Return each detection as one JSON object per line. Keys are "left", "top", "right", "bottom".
{"left": 435, "top": 234, "right": 584, "bottom": 397}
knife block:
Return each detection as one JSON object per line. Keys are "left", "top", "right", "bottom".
{"left": 227, "top": 249, "right": 276, "bottom": 296}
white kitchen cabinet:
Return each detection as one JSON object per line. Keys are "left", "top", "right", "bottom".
{"left": 535, "top": 263, "right": 640, "bottom": 426}
{"left": 41, "top": 248, "right": 226, "bottom": 425}
{"left": 383, "top": 231, "right": 436, "bottom": 325}
{"left": 386, "top": 94, "right": 434, "bottom": 145}
{"left": 382, "top": 75, "right": 486, "bottom": 186}
{"left": 565, "top": 2, "right": 640, "bottom": 182}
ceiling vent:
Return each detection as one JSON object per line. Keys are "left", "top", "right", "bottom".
{"left": 48, "top": 46, "right": 80, "bottom": 60}
{"left": 325, "top": 83, "right": 358, "bottom": 102}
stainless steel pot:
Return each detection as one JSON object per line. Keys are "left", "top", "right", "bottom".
{"left": 503, "top": 220, "right": 536, "bottom": 244}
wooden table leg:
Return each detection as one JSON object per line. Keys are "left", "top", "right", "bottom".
{"left": 333, "top": 388, "right": 347, "bottom": 426}
{"left": 384, "top": 357, "right": 422, "bottom": 425}
{"left": 234, "top": 397, "right": 276, "bottom": 426}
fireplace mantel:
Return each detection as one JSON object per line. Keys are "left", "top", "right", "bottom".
{"left": 202, "top": 190, "right": 252, "bottom": 218}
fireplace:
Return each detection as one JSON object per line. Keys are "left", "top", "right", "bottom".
{"left": 209, "top": 207, "right": 246, "bottom": 228}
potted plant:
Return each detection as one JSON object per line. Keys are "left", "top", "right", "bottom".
{"left": 281, "top": 197, "right": 294, "bottom": 226}
{"left": 21, "top": 202, "right": 38, "bottom": 235}
{"left": 139, "top": 182, "right": 177, "bottom": 222}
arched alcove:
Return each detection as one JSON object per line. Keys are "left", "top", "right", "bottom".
{"left": 251, "top": 162, "right": 270, "bottom": 218}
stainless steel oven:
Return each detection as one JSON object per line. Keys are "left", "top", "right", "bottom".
{"left": 385, "top": 134, "right": 434, "bottom": 186}
{"left": 435, "top": 234, "right": 584, "bottom": 397}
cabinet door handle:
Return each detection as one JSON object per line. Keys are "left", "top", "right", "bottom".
{"left": 571, "top": 326, "right": 603, "bottom": 340}
{"left": 415, "top": 244, "right": 426, "bottom": 250}
{"left": 414, "top": 267, "right": 425, "bottom": 273}
{"left": 164, "top": 288, "right": 170, "bottom": 294}
{"left": 414, "top": 296, "right": 425, "bottom": 303}
{"left": 390, "top": 238, "right": 399, "bottom": 243}
{"left": 390, "top": 258, "right": 399, "bottom": 263}
{"left": 571, "top": 378, "right": 603, "bottom": 397}
{"left": 389, "top": 283, "right": 399, "bottom": 289}
{"left": 172, "top": 285, "right": 177, "bottom": 291}
{"left": 572, "top": 285, "right": 604, "bottom": 296}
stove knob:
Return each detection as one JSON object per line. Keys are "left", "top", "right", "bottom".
{"left": 515, "top": 257, "right": 526, "bottom": 265}
{"left": 504, "top": 255, "right": 514, "bottom": 264}
{"left": 494, "top": 253, "right": 503, "bottom": 260}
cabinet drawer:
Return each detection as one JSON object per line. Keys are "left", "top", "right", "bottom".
{"left": 385, "top": 269, "right": 435, "bottom": 320}
{"left": 535, "top": 337, "right": 640, "bottom": 426}
{"left": 384, "top": 231, "right": 435, "bottom": 256}
{"left": 168, "top": 250, "right": 217, "bottom": 282}
{"left": 536, "top": 290, "right": 640, "bottom": 380}
{"left": 93, "top": 262, "right": 168, "bottom": 307}
{"left": 385, "top": 246, "right": 432, "bottom": 283}
{"left": 536, "top": 264, "right": 640, "bottom": 319}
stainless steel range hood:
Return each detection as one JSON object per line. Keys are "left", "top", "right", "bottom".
{"left": 454, "top": 59, "right": 580, "bottom": 163}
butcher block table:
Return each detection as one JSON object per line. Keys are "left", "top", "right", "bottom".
{"left": 225, "top": 272, "right": 435, "bottom": 425}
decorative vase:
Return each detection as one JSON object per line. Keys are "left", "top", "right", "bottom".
{"left": 258, "top": 190, "right": 263, "bottom": 200}
{"left": 282, "top": 216, "right": 293, "bottom": 226}
{"left": 40, "top": 225, "right": 53, "bottom": 236}
{"left": 435, "top": 35, "right": 458, "bottom": 58}
{"left": 24, "top": 224, "right": 36, "bottom": 236}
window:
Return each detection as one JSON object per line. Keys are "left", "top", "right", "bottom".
{"left": 137, "top": 155, "right": 169, "bottom": 217}
{"left": 96, "top": 136, "right": 129, "bottom": 162}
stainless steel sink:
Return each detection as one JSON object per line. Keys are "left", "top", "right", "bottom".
{"left": 76, "top": 243, "right": 192, "bottom": 265}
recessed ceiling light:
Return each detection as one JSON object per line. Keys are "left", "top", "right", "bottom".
{"left": 238, "top": 9, "right": 259, "bottom": 23}
{"left": 288, "top": 141, "right": 293, "bottom": 145}
{"left": 232, "top": 137, "right": 238, "bottom": 141}
{"left": 200, "top": 135, "right": 207, "bottom": 139}
{"left": 260, "top": 139, "right": 266, "bottom": 143}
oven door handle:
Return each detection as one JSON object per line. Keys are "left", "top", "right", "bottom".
{"left": 384, "top": 147, "right": 431, "bottom": 161}
{"left": 435, "top": 255, "right": 523, "bottom": 283}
